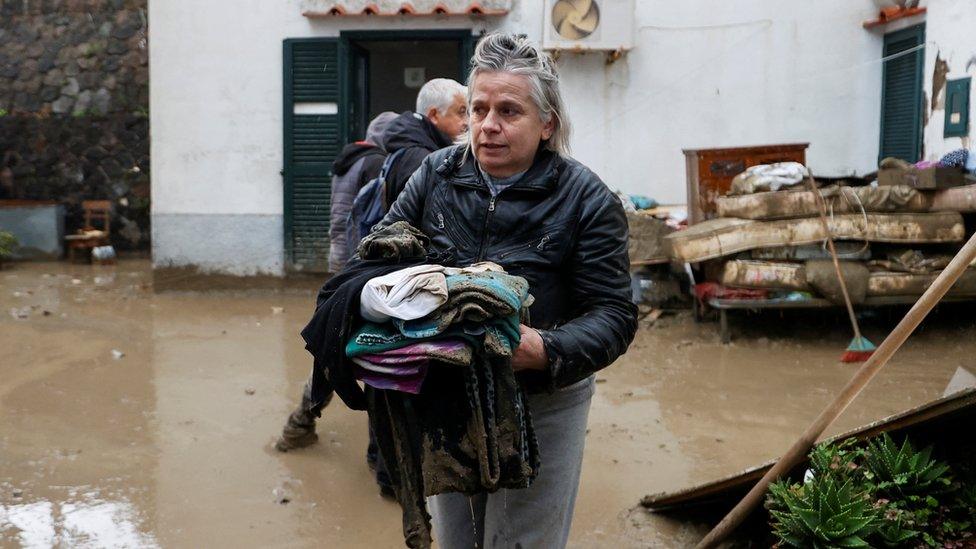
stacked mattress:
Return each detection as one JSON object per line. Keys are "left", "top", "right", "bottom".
{"left": 666, "top": 181, "right": 976, "bottom": 302}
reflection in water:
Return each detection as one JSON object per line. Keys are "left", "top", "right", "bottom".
{"left": 0, "top": 495, "right": 159, "bottom": 548}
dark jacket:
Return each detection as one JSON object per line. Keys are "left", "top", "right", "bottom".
{"left": 382, "top": 111, "right": 454, "bottom": 208}
{"left": 377, "top": 145, "right": 638, "bottom": 393}
{"left": 329, "top": 142, "right": 386, "bottom": 272}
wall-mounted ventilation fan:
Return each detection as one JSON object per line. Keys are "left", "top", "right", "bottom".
{"left": 552, "top": 0, "right": 600, "bottom": 40}
{"left": 543, "top": 0, "right": 634, "bottom": 52}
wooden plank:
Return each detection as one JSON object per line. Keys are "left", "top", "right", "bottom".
{"left": 642, "top": 387, "right": 976, "bottom": 512}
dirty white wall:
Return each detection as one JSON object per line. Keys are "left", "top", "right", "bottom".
{"left": 151, "top": 0, "right": 885, "bottom": 276}
{"left": 149, "top": 0, "right": 467, "bottom": 276}
{"left": 922, "top": 0, "right": 976, "bottom": 161}
{"left": 532, "top": 1, "right": 885, "bottom": 204}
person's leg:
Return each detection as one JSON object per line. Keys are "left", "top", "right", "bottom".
{"left": 428, "top": 492, "right": 487, "bottom": 549}
{"left": 275, "top": 376, "right": 333, "bottom": 452}
{"left": 482, "top": 376, "right": 595, "bottom": 549}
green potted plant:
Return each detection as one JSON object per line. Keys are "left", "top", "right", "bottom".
{"left": 0, "top": 231, "right": 17, "bottom": 268}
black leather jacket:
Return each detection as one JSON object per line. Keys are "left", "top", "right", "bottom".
{"left": 377, "top": 145, "right": 638, "bottom": 392}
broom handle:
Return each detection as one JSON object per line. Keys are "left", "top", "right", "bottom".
{"left": 806, "top": 177, "right": 863, "bottom": 339}
{"left": 697, "top": 228, "right": 976, "bottom": 549}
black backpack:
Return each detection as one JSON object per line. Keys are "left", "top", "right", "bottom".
{"left": 348, "top": 148, "right": 406, "bottom": 246}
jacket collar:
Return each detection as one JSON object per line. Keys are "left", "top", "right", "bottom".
{"left": 440, "top": 146, "right": 562, "bottom": 194}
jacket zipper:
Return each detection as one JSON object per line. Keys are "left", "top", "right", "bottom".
{"left": 497, "top": 234, "right": 551, "bottom": 259}
{"left": 476, "top": 195, "right": 496, "bottom": 261}
{"left": 437, "top": 212, "right": 445, "bottom": 229}
{"left": 536, "top": 235, "right": 550, "bottom": 251}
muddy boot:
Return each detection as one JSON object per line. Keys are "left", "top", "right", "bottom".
{"left": 276, "top": 378, "right": 331, "bottom": 452}
{"left": 274, "top": 406, "right": 319, "bottom": 452}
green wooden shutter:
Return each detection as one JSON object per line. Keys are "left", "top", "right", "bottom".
{"left": 283, "top": 38, "right": 342, "bottom": 272}
{"left": 879, "top": 24, "right": 925, "bottom": 163}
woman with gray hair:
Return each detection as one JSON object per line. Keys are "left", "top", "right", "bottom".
{"left": 378, "top": 32, "right": 637, "bottom": 548}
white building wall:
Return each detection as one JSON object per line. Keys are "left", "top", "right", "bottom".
{"left": 922, "top": 0, "right": 976, "bottom": 161}
{"left": 535, "top": 1, "right": 885, "bottom": 205}
{"left": 150, "top": 0, "right": 886, "bottom": 276}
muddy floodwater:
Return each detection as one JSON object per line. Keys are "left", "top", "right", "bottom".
{"left": 2, "top": 260, "right": 974, "bottom": 547}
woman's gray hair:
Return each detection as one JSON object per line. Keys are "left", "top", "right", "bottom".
{"left": 466, "top": 32, "right": 571, "bottom": 156}
{"left": 415, "top": 78, "right": 467, "bottom": 116}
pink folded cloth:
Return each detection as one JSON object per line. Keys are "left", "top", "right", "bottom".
{"left": 365, "top": 339, "right": 471, "bottom": 366}
{"left": 354, "top": 364, "right": 427, "bottom": 394}
{"left": 351, "top": 339, "right": 470, "bottom": 395}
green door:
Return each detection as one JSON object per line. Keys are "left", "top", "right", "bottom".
{"left": 879, "top": 24, "right": 925, "bottom": 163}
{"left": 283, "top": 31, "right": 475, "bottom": 271}
{"left": 283, "top": 38, "right": 343, "bottom": 272}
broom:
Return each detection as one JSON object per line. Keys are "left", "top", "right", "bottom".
{"left": 696, "top": 229, "right": 976, "bottom": 548}
{"left": 806, "top": 176, "right": 876, "bottom": 362}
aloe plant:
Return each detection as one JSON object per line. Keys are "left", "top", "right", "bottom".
{"left": 809, "top": 439, "right": 862, "bottom": 483}
{"left": 863, "top": 434, "right": 952, "bottom": 497}
{"left": 767, "top": 476, "right": 881, "bottom": 548}
{"left": 874, "top": 506, "right": 920, "bottom": 547}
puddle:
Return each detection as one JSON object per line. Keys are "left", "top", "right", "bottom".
{"left": 1, "top": 494, "right": 159, "bottom": 548}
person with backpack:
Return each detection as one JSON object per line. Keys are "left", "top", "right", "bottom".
{"left": 274, "top": 80, "right": 467, "bottom": 497}
{"left": 348, "top": 79, "right": 468, "bottom": 250}
{"left": 329, "top": 112, "right": 397, "bottom": 273}
{"left": 276, "top": 112, "right": 399, "bottom": 497}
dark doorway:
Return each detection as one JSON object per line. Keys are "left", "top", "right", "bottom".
{"left": 343, "top": 31, "right": 474, "bottom": 142}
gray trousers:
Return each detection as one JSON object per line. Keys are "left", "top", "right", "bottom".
{"left": 428, "top": 376, "right": 596, "bottom": 549}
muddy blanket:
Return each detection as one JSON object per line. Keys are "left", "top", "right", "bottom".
{"left": 716, "top": 183, "right": 976, "bottom": 220}
{"left": 303, "top": 223, "right": 539, "bottom": 548}
{"left": 721, "top": 259, "right": 976, "bottom": 297}
{"left": 357, "top": 220, "right": 430, "bottom": 261}
{"left": 301, "top": 257, "right": 431, "bottom": 411}
{"left": 367, "top": 343, "right": 539, "bottom": 548}
{"left": 716, "top": 185, "right": 925, "bottom": 220}
{"left": 665, "top": 213, "right": 965, "bottom": 263}
{"left": 360, "top": 276, "right": 538, "bottom": 547}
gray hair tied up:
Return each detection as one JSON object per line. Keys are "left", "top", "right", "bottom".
{"left": 466, "top": 32, "right": 571, "bottom": 156}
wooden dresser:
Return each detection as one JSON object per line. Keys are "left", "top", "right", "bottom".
{"left": 683, "top": 143, "right": 809, "bottom": 224}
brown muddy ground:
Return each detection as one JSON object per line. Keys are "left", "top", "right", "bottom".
{"left": 2, "top": 260, "right": 974, "bottom": 548}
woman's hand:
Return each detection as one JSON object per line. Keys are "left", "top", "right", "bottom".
{"left": 511, "top": 325, "right": 548, "bottom": 371}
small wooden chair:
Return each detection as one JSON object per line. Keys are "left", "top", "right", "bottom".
{"left": 65, "top": 200, "right": 112, "bottom": 262}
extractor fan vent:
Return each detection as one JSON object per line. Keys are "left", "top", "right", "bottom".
{"left": 543, "top": 0, "right": 634, "bottom": 52}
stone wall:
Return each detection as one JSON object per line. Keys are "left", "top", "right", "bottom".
{"left": 0, "top": 0, "right": 149, "bottom": 250}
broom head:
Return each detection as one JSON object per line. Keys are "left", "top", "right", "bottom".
{"left": 841, "top": 335, "right": 876, "bottom": 363}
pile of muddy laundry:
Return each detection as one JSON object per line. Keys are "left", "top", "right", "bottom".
{"left": 665, "top": 158, "right": 976, "bottom": 308}
{"left": 300, "top": 222, "right": 539, "bottom": 549}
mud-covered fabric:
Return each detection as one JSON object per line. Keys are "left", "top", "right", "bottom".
{"left": 349, "top": 270, "right": 538, "bottom": 548}
{"left": 428, "top": 376, "right": 595, "bottom": 549}
{"left": 357, "top": 221, "right": 430, "bottom": 262}
{"left": 367, "top": 344, "right": 539, "bottom": 549}
{"left": 301, "top": 257, "right": 429, "bottom": 411}
{"left": 304, "top": 221, "right": 541, "bottom": 548}
{"left": 301, "top": 222, "right": 435, "bottom": 411}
